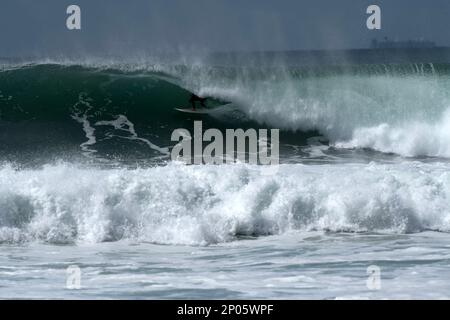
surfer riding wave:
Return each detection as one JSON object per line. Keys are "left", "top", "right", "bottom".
{"left": 189, "top": 94, "right": 207, "bottom": 111}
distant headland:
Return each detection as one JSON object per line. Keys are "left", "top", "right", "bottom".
{"left": 371, "top": 37, "right": 437, "bottom": 49}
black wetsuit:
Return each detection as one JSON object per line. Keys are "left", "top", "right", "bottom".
{"left": 189, "top": 94, "right": 207, "bottom": 110}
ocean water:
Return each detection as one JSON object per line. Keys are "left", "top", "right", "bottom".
{"left": 1, "top": 50, "right": 450, "bottom": 299}
{"left": 3, "top": 232, "right": 450, "bottom": 299}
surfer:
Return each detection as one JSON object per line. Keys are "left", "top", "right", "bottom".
{"left": 189, "top": 94, "right": 207, "bottom": 111}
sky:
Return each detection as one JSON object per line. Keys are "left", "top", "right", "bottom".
{"left": 1, "top": 0, "right": 450, "bottom": 57}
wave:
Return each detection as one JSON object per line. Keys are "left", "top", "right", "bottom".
{"left": 1, "top": 61, "right": 450, "bottom": 159}
{"left": 184, "top": 63, "right": 450, "bottom": 158}
{"left": 0, "top": 161, "right": 449, "bottom": 245}
{"left": 335, "top": 108, "right": 450, "bottom": 157}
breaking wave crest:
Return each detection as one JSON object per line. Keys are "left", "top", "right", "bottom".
{"left": 1, "top": 162, "right": 449, "bottom": 245}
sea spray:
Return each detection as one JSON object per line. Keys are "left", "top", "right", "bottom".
{"left": 0, "top": 161, "right": 449, "bottom": 245}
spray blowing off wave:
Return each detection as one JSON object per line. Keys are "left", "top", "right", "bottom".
{"left": 184, "top": 64, "right": 450, "bottom": 158}
{"left": 0, "top": 162, "right": 449, "bottom": 245}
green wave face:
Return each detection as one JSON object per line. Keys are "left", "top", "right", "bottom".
{"left": 0, "top": 64, "right": 192, "bottom": 121}
{"left": 0, "top": 64, "right": 215, "bottom": 165}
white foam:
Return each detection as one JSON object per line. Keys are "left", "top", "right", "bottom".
{"left": 96, "top": 115, "right": 170, "bottom": 155}
{"left": 71, "top": 93, "right": 98, "bottom": 157}
{"left": 71, "top": 93, "right": 170, "bottom": 158}
{"left": 336, "top": 107, "right": 450, "bottom": 157}
{"left": 0, "top": 161, "right": 449, "bottom": 245}
{"left": 181, "top": 66, "right": 450, "bottom": 158}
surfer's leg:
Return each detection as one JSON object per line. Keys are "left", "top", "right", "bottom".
{"left": 191, "top": 101, "right": 196, "bottom": 110}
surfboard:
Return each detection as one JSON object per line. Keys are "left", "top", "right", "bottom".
{"left": 175, "top": 103, "right": 232, "bottom": 114}
{"left": 174, "top": 107, "right": 212, "bottom": 114}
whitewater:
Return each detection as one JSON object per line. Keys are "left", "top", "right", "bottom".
{"left": 1, "top": 53, "right": 450, "bottom": 299}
